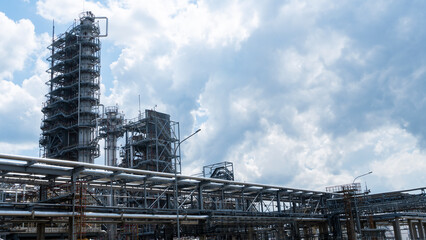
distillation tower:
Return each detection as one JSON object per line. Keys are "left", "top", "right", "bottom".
{"left": 98, "top": 106, "right": 124, "bottom": 166}
{"left": 40, "top": 12, "right": 106, "bottom": 163}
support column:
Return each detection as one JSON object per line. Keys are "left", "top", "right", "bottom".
{"left": 248, "top": 227, "right": 254, "bottom": 240}
{"left": 241, "top": 189, "right": 245, "bottom": 211}
{"left": 319, "top": 222, "right": 329, "bottom": 240}
{"left": 143, "top": 179, "right": 147, "bottom": 208}
{"left": 36, "top": 223, "right": 45, "bottom": 240}
{"left": 277, "top": 192, "right": 281, "bottom": 213}
{"left": 290, "top": 195, "right": 295, "bottom": 213}
{"left": 276, "top": 224, "right": 285, "bottom": 240}
{"left": 291, "top": 221, "right": 300, "bottom": 239}
{"left": 392, "top": 218, "right": 402, "bottom": 240}
{"left": 108, "top": 182, "right": 116, "bottom": 240}
{"left": 408, "top": 220, "right": 418, "bottom": 240}
{"left": 69, "top": 174, "right": 77, "bottom": 240}
{"left": 423, "top": 222, "right": 426, "bottom": 240}
{"left": 303, "top": 226, "right": 309, "bottom": 239}
{"left": 37, "top": 183, "right": 47, "bottom": 240}
{"left": 418, "top": 220, "right": 425, "bottom": 240}
{"left": 198, "top": 183, "right": 204, "bottom": 210}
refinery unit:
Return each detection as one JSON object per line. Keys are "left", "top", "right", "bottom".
{"left": 0, "top": 12, "right": 424, "bottom": 240}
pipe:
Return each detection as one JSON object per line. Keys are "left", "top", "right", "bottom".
{"left": 0, "top": 153, "right": 329, "bottom": 196}
{"left": 0, "top": 210, "right": 208, "bottom": 220}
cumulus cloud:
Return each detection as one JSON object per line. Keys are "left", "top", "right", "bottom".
{"left": 0, "top": 12, "right": 50, "bottom": 153}
{"left": 36, "top": 0, "right": 106, "bottom": 23}
{"left": 0, "top": 12, "right": 37, "bottom": 79}
{"left": 30, "top": 0, "right": 426, "bottom": 192}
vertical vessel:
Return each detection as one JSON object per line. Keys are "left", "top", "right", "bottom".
{"left": 40, "top": 12, "right": 106, "bottom": 163}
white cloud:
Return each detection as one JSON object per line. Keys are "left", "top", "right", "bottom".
{"left": 0, "top": 12, "right": 37, "bottom": 79}
{"left": 0, "top": 142, "right": 38, "bottom": 155}
{"left": 0, "top": 13, "right": 50, "bottom": 155}
{"left": 36, "top": 0, "right": 106, "bottom": 23}
{"left": 224, "top": 116, "right": 426, "bottom": 192}
{"left": 29, "top": 0, "right": 426, "bottom": 193}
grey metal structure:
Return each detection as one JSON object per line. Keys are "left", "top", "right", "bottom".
{"left": 121, "top": 110, "right": 181, "bottom": 173}
{"left": 0, "top": 153, "right": 329, "bottom": 239}
{"left": 203, "top": 161, "right": 234, "bottom": 181}
{"left": 0, "top": 153, "right": 424, "bottom": 239}
{"left": 98, "top": 106, "right": 124, "bottom": 167}
{"left": 40, "top": 11, "right": 107, "bottom": 163}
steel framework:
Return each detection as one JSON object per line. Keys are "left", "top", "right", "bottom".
{"left": 98, "top": 105, "right": 124, "bottom": 167}
{"left": 0, "top": 154, "right": 424, "bottom": 239}
{"left": 40, "top": 11, "right": 106, "bottom": 163}
{"left": 121, "top": 110, "right": 181, "bottom": 173}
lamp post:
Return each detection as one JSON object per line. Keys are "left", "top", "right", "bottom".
{"left": 174, "top": 128, "right": 201, "bottom": 239}
{"left": 353, "top": 171, "right": 372, "bottom": 185}
{"left": 353, "top": 171, "right": 372, "bottom": 236}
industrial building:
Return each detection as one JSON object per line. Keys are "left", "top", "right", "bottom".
{"left": 0, "top": 12, "right": 424, "bottom": 239}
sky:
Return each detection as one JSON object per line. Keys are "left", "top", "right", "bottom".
{"left": 1, "top": 0, "right": 426, "bottom": 193}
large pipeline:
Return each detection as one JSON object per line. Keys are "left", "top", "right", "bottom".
{"left": 0, "top": 210, "right": 208, "bottom": 220}
{"left": 0, "top": 153, "right": 328, "bottom": 196}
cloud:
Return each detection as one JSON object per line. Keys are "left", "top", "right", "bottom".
{"left": 0, "top": 12, "right": 50, "bottom": 151}
{"left": 0, "top": 12, "right": 37, "bottom": 79}
{"left": 225, "top": 119, "right": 426, "bottom": 191}
{"left": 0, "top": 142, "right": 38, "bottom": 155}
{"left": 31, "top": 0, "right": 426, "bottom": 192}
{"left": 36, "top": 0, "right": 106, "bottom": 23}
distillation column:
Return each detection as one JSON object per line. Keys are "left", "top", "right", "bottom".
{"left": 40, "top": 12, "right": 107, "bottom": 163}
{"left": 99, "top": 106, "right": 124, "bottom": 166}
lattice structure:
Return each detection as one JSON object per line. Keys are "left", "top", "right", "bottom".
{"left": 326, "top": 183, "right": 361, "bottom": 194}
{"left": 343, "top": 190, "right": 356, "bottom": 240}
{"left": 98, "top": 106, "right": 124, "bottom": 166}
{"left": 326, "top": 183, "right": 361, "bottom": 240}
{"left": 0, "top": 154, "right": 425, "bottom": 239}
{"left": 121, "top": 110, "right": 180, "bottom": 173}
{"left": 203, "top": 161, "right": 234, "bottom": 180}
{"left": 75, "top": 181, "right": 87, "bottom": 240}
{"left": 40, "top": 11, "right": 106, "bottom": 163}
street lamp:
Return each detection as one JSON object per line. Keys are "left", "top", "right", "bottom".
{"left": 353, "top": 171, "right": 372, "bottom": 236}
{"left": 353, "top": 171, "right": 372, "bottom": 184}
{"left": 174, "top": 128, "right": 201, "bottom": 239}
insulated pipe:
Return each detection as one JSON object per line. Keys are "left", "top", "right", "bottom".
{"left": 0, "top": 210, "right": 208, "bottom": 220}
{"left": 0, "top": 153, "right": 329, "bottom": 196}
{"left": 0, "top": 210, "right": 328, "bottom": 222}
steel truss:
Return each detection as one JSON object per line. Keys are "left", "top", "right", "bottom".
{"left": 0, "top": 153, "right": 330, "bottom": 239}
{"left": 40, "top": 11, "right": 106, "bottom": 163}
{"left": 0, "top": 153, "right": 424, "bottom": 239}
{"left": 121, "top": 110, "right": 181, "bottom": 173}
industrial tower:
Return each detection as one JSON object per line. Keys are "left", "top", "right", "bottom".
{"left": 98, "top": 106, "right": 124, "bottom": 166}
{"left": 121, "top": 110, "right": 181, "bottom": 173}
{"left": 40, "top": 12, "right": 107, "bottom": 163}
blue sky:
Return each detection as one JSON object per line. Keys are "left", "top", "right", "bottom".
{"left": 1, "top": 0, "right": 426, "bottom": 193}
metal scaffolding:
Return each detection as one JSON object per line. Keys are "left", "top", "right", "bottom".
{"left": 98, "top": 105, "right": 124, "bottom": 167}
{"left": 0, "top": 153, "right": 424, "bottom": 239}
{"left": 121, "top": 110, "right": 181, "bottom": 173}
{"left": 203, "top": 161, "right": 235, "bottom": 181}
{"left": 40, "top": 11, "right": 107, "bottom": 163}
